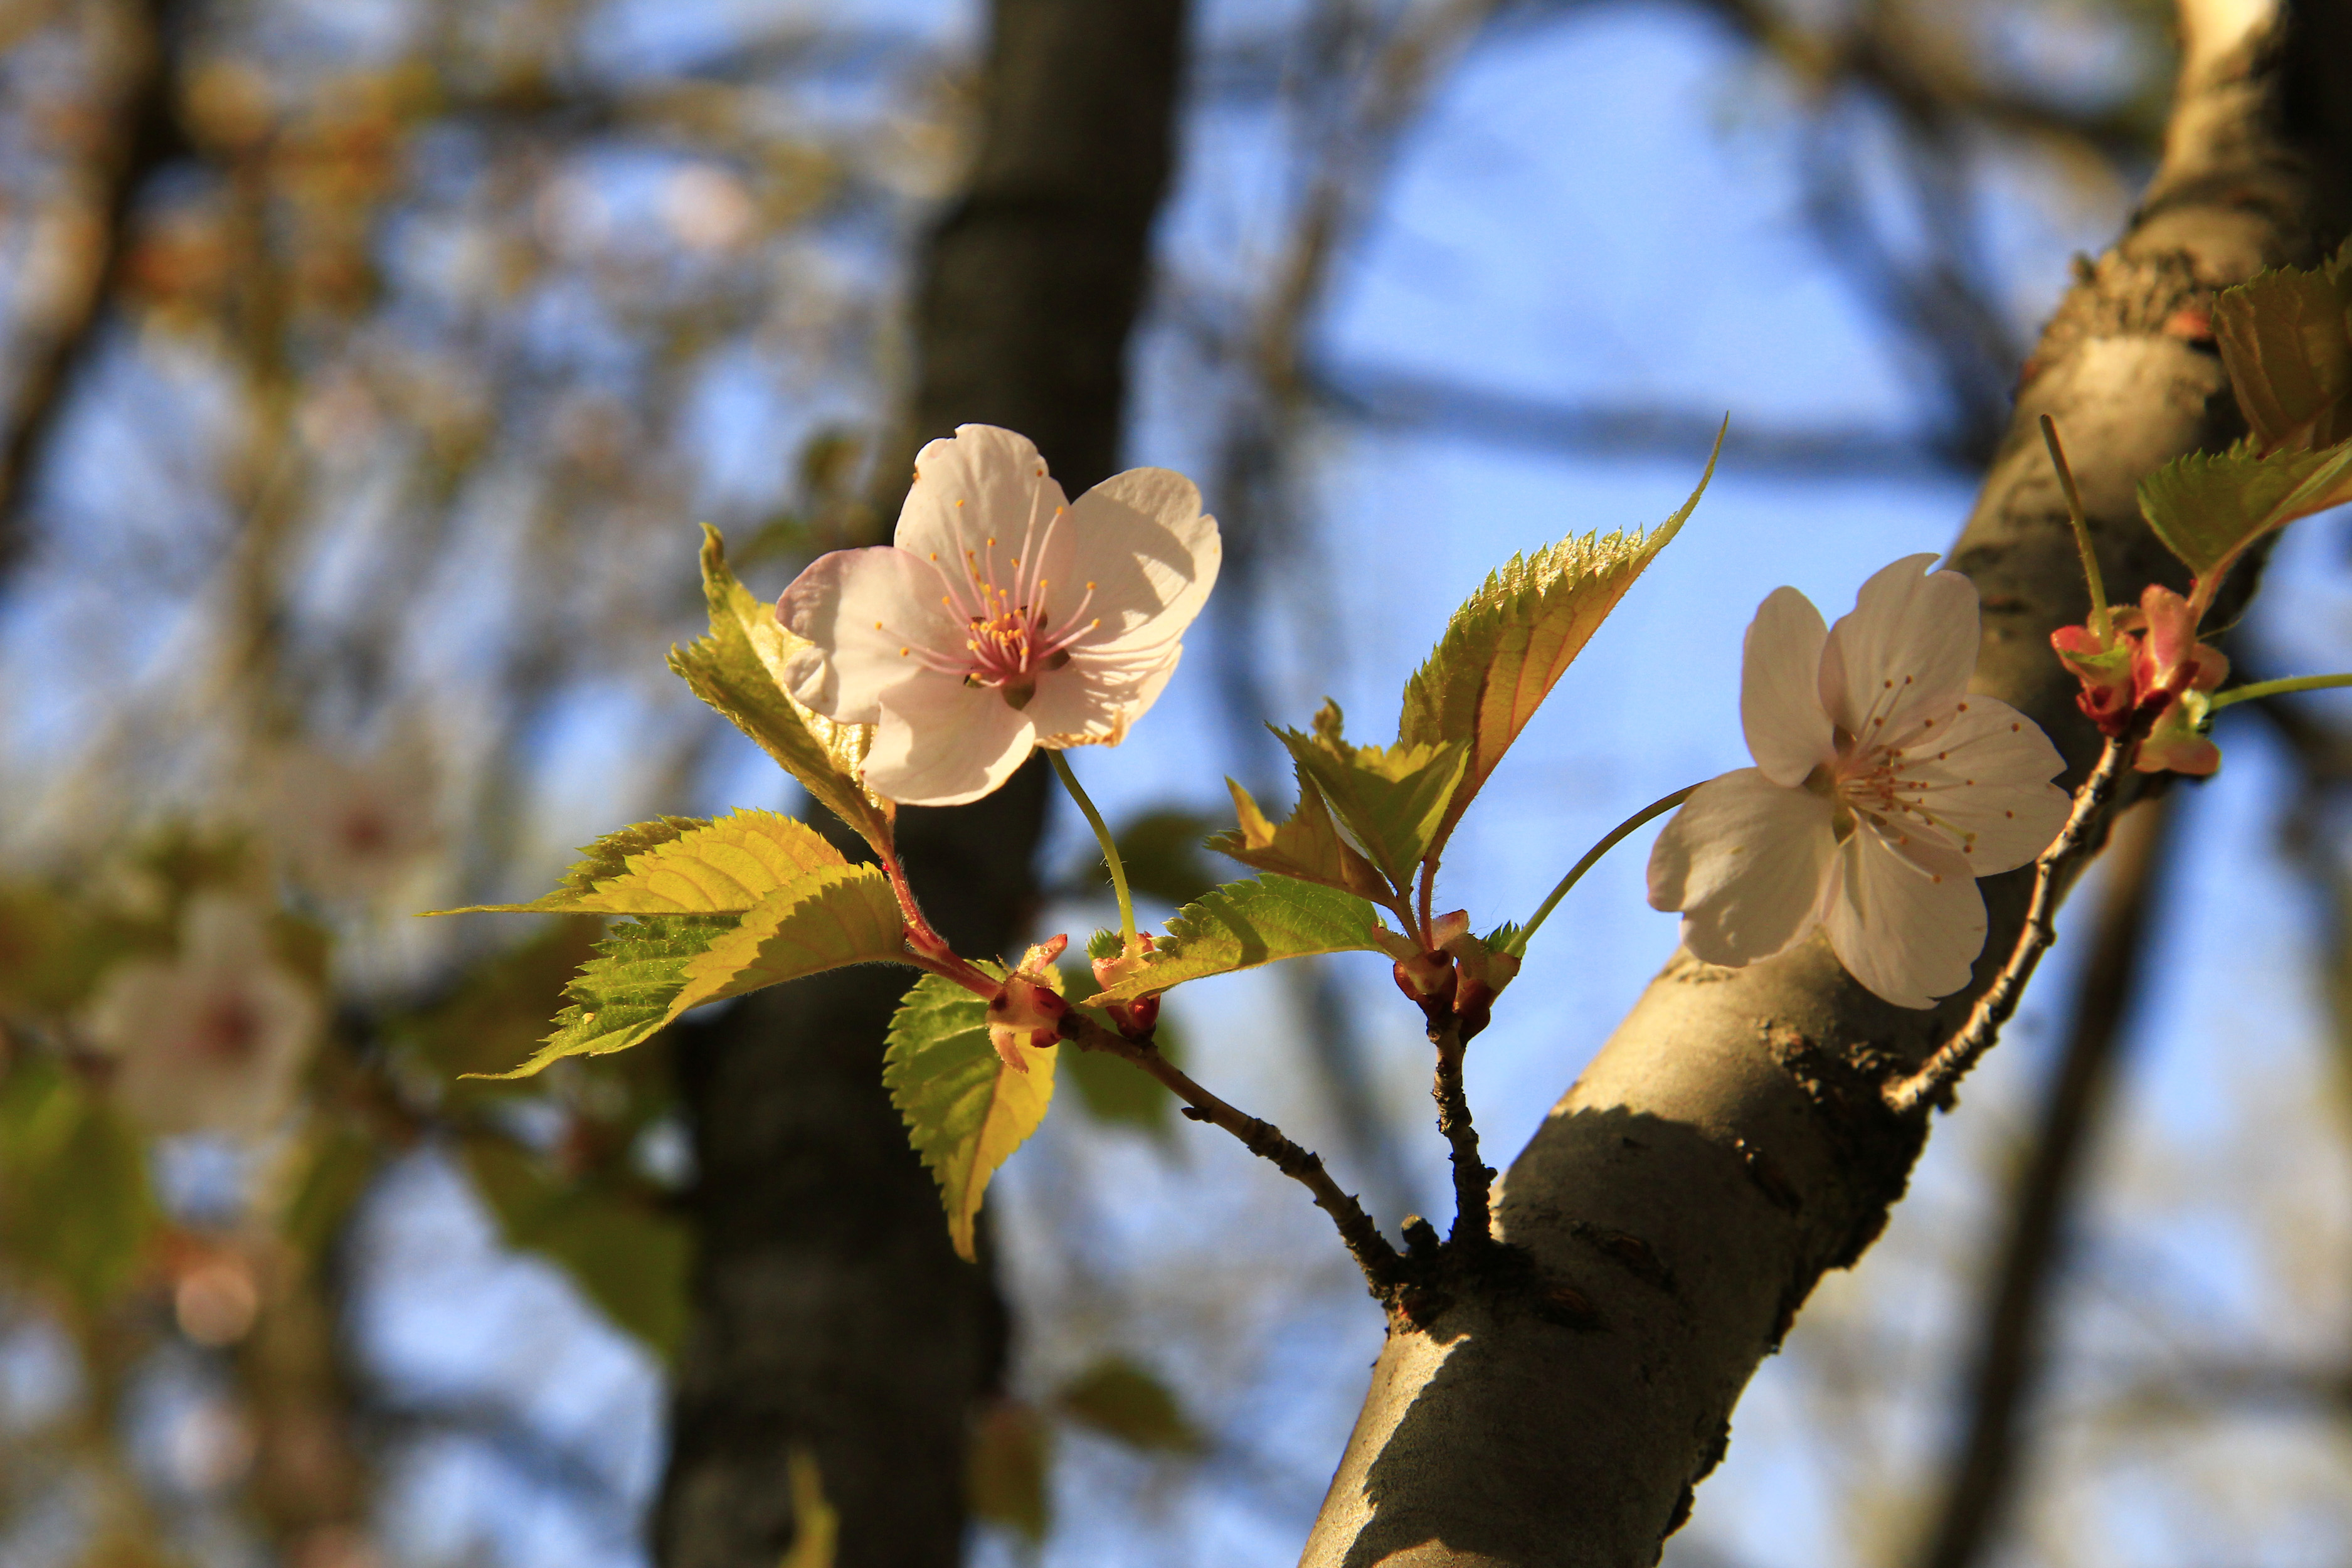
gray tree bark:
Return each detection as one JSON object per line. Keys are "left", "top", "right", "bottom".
{"left": 652, "top": 4, "right": 1187, "bottom": 1567}
{"left": 1300, "top": 4, "right": 2352, "bottom": 1565}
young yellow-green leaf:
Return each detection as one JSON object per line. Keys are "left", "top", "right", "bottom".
{"left": 671, "top": 864, "right": 906, "bottom": 1002}
{"left": 1277, "top": 702, "right": 1467, "bottom": 894}
{"left": 670, "top": 526, "right": 894, "bottom": 850}
{"left": 2213, "top": 247, "right": 2352, "bottom": 453}
{"left": 460, "top": 1138, "right": 693, "bottom": 1360}
{"left": 2138, "top": 440, "right": 2352, "bottom": 581}
{"left": 442, "top": 810, "right": 847, "bottom": 915}
{"left": 1056, "top": 1356, "right": 1203, "bottom": 1453}
{"left": 0, "top": 1058, "right": 156, "bottom": 1311}
{"left": 1207, "top": 773, "right": 1389, "bottom": 900}
{"left": 471, "top": 866, "right": 909, "bottom": 1081}
{"left": 1085, "top": 876, "right": 1394, "bottom": 1004}
{"left": 1398, "top": 425, "right": 1720, "bottom": 858}
{"left": 471, "top": 914, "right": 734, "bottom": 1080}
{"left": 884, "top": 968, "right": 1057, "bottom": 1263}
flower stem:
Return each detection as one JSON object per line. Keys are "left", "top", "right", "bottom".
{"left": 2208, "top": 671, "right": 2352, "bottom": 711}
{"left": 2040, "top": 415, "right": 2110, "bottom": 639}
{"left": 1885, "top": 734, "right": 2133, "bottom": 1116}
{"left": 1048, "top": 748, "right": 1136, "bottom": 953}
{"left": 1507, "top": 784, "right": 1698, "bottom": 958}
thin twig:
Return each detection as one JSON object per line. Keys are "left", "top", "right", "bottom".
{"left": 1428, "top": 1014, "right": 1491, "bottom": 1247}
{"left": 1885, "top": 735, "right": 2134, "bottom": 1116}
{"left": 1912, "top": 792, "right": 2173, "bottom": 1568}
{"left": 1060, "top": 1012, "right": 1402, "bottom": 1291}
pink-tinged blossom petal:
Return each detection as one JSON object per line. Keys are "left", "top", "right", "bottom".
{"left": 864, "top": 680, "right": 1037, "bottom": 807}
{"left": 1058, "top": 468, "right": 1222, "bottom": 654}
{"left": 1823, "top": 837, "right": 1985, "bottom": 1009}
{"left": 894, "top": 425, "right": 1070, "bottom": 574}
{"left": 1886, "top": 701, "right": 2070, "bottom": 872}
{"left": 1818, "top": 554, "right": 1979, "bottom": 740}
{"left": 1647, "top": 769, "right": 1838, "bottom": 967}
{"left": 778, "top": 547, "right": 961, "bottom": 721}
{"left": 1650, "top": 557, "right": 2066, "bottom": 1009}
{"left": 1741, "top": 586, "right": 1833, "bottom": 786}
{"left": 774, "top": 424, "right": 1218, "bottom": 807}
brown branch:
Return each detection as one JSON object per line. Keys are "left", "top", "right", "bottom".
{"left": 0, "top": 0, "right": 187, "bottom": 575}
{"left": 1060, "top": 1012, "right": 1405, "bottom": 1293}
{"left": 1429, "top": 1016, "right": 1492, "bottom": 1248}
{"left": 1887, "top": 732, "right": 2140, "bottom": 1116}
{"left": 1910, "top": 791, "right": 2176, "bottom": 1568}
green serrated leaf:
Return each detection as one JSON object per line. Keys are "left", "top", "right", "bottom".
{"left": 461, "top": 1138, "right": 692, "bottom": 1359}
{"left": 2213, "top": 247, "right": 2352, "bottom": 453}
{"left": 0, "top": 1058, "right": 156, "bottom": 1311}
{"left": 672, "top": 864, "right": 906, "bottom": 1002}
{"left": 1085, "top": 876, "right": 1394, "bottom": 1004}
{"left": 1207, "top": 773, "right": 1388, "bottom": 899}
{"left": 884, "top": 968, "right": 1056, "bottom": 1263}
{"left": 1276, "top": 702, "right": 1467, "bottom": 894}
{"left": 2137, "top": 440, "right": 2352, "bottom": 581}
{"left": 472, "top": 915, "right": 728, "bottom": 1080}
{"left": 1057, "top": 1356, "right": 1202, "bottom": 1453}
{"left": 1397, "top": 425, "right": 1719, "bottom": 860}
{"left": 472, "top": 866, "right": 908, "bottom": 1081}
{"left": 555, "top": 817, "right": 705, "bottom": 899}
{"left": 443, "top": 810, "right": 848, "bottom": 916}
{"left": 670, "top": 526, "right": 895, "bottom": 851}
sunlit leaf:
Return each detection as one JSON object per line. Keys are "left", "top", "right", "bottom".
{"left": 1397, "top": 424, "right": 1719, "bottom": 859}
{"left": 2138, "top": 440, "right": 2352, "bottom": 581}
{"left": 1207, "top": 772, "right": 1387, "bottom": 900}
{"left": 2213, "top": 247, "right": 2352, "bottom": 453}
{"left": 470, "top": 866, "right": 908, "bottom": 1081}
{"left": 442, "top": 810, "right": 847, "bottom": 915}
{"left": 461, "top": 1138, "right": 692, "bottom": 1359}
{"left": 469, "top": 914, "right": 729, "bottom": 1080}
{"left": 1276, "top": 702, "right": 1466, "bottom": 894}
{"left": 884, "top": 968, "right": 1056, "bottom": 1263}
{"left": 1084, "top": 876, "right": 1394, "bottom": 1004}
{"left": 669, "top": 526, "right": 894, "bottom": 850}
{"left": 1056, "top": 1356, "right": 1202, "bottom": 1453}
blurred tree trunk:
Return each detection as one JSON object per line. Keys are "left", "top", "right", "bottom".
{"left": 651, "top": 4, "right": 1188, "bottom": 1568}
{"left": 1299, "top": 3, "right": 2352, "bottom": 1565}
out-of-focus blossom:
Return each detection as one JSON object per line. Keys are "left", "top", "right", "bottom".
{"left": 779, "top": 425, "right": 1219, "bottom": 806}
{"left": 1648, "top": 556, "right": 2070, "bottom": 1009}
{"left": 266, "top": 736, "right": 444, "bottom": 903}
{"left": 85, "top": 896, "right": 321, "bottom": 1135}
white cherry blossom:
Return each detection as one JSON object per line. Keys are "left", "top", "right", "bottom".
{"left": 778, "top": 425, "right": 1219, "bottom": 807}
{"left": 1647, "top": 554, "right": 2070, "bottom": 1009}
{"left": 84, "top": 895, "right": 322, "bottom": 1135}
